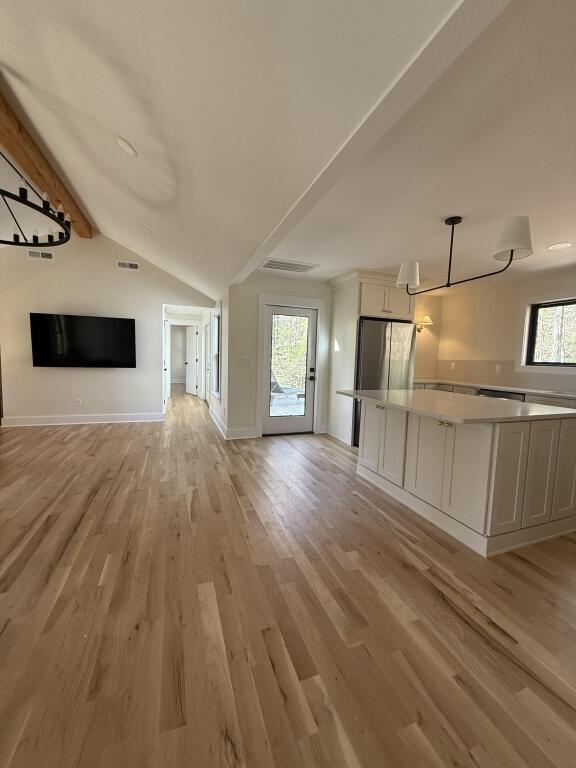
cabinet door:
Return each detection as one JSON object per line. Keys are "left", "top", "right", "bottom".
{"left": 552, "top": 419, "right": 576, "bottom": 520}
{"left": 387, "top": 287, "right": 413, "bottom": 319}
{"left": 404, "top": 414, "right": 447, "bottom": 508}
{"left": 525, "top": 395, "right": 576, "bottom": 409}
{"left": 453, "top": 386, "right": 477, "bottom": 395}
{"left": 441, "top": 423, "right": 493, "bottom": 533}
{"left": 378, "top": 407, "right": 407, "bottom": 486}
{"left": 487, "top": 422, "right": 529, "bottom": 535}
{"left": 358, "top": 402, "right": 382, "bottom": 472}
{"left": 522, "top": 420, "right": 560, "bottom": 528}
{"left": 360, "top": 284, "right": 388, "bottom": 316}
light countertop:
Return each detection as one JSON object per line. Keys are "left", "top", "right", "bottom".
{"left": 337, "top": 389, "right": 576, "bottom": 424}
{"left": 415, "top": 379, "right": 576, "bottom": 400}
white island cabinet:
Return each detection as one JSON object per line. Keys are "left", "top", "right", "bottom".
{"left": 340, "top": 389, "right": 576, "bottom": 557}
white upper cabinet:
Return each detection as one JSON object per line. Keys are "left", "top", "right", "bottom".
{"left": 360, "top": 284, "right": 388, "bottom": 315}
{"left": 360, "top": 282, "right": 413, "bottom": 320}
{"left": 387, "top": 286, "right": 413, "bottom": 319}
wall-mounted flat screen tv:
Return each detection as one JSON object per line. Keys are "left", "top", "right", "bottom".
{"left": 30, "top": 313, "right": 136, "bottom": 368}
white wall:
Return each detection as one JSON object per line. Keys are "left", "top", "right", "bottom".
{"left": 414, "top": 294, "right": 443, "bottom": 379}
{"left": 220, "top": 273, "right": 331, "bottom": 437}
{"left": 436, "top": 264, "right": 576, "bottom": 392}
{"left": 327, "top": 277, "right": 359, "bottom": 444}
{"left": 0, "top": 234, "right": 212, "bottom": 425}
{"left": 170, "top": 325, "right": 186, "bottom": 383}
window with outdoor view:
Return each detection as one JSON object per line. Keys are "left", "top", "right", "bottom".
{"left": 269, "top": 313, "right": 309, "bottom": 417}
{"left": 525, "top": 299, "right": 576, "bottom": 366}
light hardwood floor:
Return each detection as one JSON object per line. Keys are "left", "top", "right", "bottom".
{"left": 1, "top": 387, "right": 576, "bottom": 767}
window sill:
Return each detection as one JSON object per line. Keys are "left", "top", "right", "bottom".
{"left": 517, "top": 363, "right": 576, "bottom": 374}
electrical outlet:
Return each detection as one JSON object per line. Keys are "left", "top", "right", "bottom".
{"left": 450, "top": 361, "right": 456, "bottom": 371}
{"left": 74, "top": 398, "right": 82, "bottom": 407}
{"left": 495, "top": 364, "right": 502, "bottom": 374}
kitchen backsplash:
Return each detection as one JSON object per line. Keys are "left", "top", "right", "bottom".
{"left": 435, "top": 359, "right": 576, "bottom": 394}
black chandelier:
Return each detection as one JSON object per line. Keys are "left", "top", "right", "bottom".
{"left": 0, "top": 149, "right": 71, "bottom": 247}
{"left": 396, "top": 214, "right": 533, "bottom": 296}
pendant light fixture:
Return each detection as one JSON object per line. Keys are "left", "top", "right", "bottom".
{"left": 0, "top": 150, "right": 71, "bottom": 247}
{"left": 396, "top": 215, "right": 532, "bottom": 296}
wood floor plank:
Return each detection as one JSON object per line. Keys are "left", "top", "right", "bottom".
{"left": 1, "top": 386, "right": 576, "bottom": 766}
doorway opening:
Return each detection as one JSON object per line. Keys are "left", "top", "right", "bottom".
{"left": 163, "top": 304, "right": 212, "bottom": 412}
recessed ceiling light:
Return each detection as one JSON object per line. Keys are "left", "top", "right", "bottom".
{"left": 115, "top": 136, "right": 138, "bottom": 157}
{"left": 140, "top": 225, "right": 152, "bottom": 235}
{"left": 547, "top": 242, "right": 572, "bottom": 251}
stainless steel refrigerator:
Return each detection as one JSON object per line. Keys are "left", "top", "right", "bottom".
{"left": 353, "top": 318, "right": 416, "bottom": 446}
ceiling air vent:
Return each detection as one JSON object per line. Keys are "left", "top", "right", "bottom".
{"left": 27, "top": 250, "right": 54, "bottom": 261}
{"left": 261, "top": 259, "right": 318, "bottom": 274}
{"left": 117, "top": 260, "right": 140, "bottom": 271}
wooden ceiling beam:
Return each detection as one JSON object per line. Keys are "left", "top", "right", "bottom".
{"left": 0, "top": 90, "right": 92, "bottom": 238}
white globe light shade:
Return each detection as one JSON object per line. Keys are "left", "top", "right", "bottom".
{"left": 493, "top": 216, "right": 533, "bottom": 261}
{"left": 396, "top": 260, "right": 420, "bottom": 289}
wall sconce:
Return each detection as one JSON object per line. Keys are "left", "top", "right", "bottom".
{"left": 416, "top": 315, "right": 433, "bottom": 333}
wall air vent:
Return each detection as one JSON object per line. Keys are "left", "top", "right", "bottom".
{"left": 117, "top": 260, "right": 140, "bottom": 271}
{"left": 27, "top": 250, "right": 55, "bottom": 261}
{"left": 261, "top": 259, "right": 318, "bottom": 273}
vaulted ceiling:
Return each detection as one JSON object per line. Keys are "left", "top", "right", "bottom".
{"left": 0, "top": 0, "right": 508, "bottom": 298}
{"left": 268, "top": 0, "right": 576, "bottom": 285}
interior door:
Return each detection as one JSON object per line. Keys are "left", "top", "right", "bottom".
{"left": 163, "top": 321, "right": 171, "bottom": 412}
{"left": 185, "top": 325, "right": 198, "bottom": 395}
{"left": 262, "top": 306, "right": 317, "bottom": 435}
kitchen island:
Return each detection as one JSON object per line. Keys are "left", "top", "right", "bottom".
{"left": 338, "top": 389, "right": 576, "bottom": 556}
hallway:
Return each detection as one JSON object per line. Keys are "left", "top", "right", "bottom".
{"left": 1, "top": 390, "right": 576, "bottom": 767}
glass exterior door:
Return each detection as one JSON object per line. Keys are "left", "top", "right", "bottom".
{"left": 262, "top": 306, "right": 317, "bottom": 434}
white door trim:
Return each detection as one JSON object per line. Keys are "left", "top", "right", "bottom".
{"left": 202, "top": 321, "right": 211, "bottom": 402}
{"left": 164, "top": 319, "right": 201, "bottom": 407}
{"left": 256, "top": 293, "right": 328, "bottom": 438}
{"left": 163, "top": 321, "right": 171, "bottom": 413}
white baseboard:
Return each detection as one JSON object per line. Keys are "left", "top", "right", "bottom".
{"left": 356, "top": 464, "right": 576, "bottom": 558}
{"left": 171, "top": 379, "right": 185, "bottom": 384}
{"left": 226, "top": 427, "right": 260, "bottom": 439}
{"left": 1, "top": 412, "right": 165, "bottom": 427}
{"left": 485, "top": 516, "right": 576, "bottom": 556}
{"left": 209, "top": 408, "right": 259, "bottom": 440}
{"left": 357, "top": 465, "right": 487, "bottom": 556}
{"left": 209, "top": 410, "right": 326, "bottom": 441}
{"left": 328, "top": 429, "right": 352, "bottom": 445}
{"left": 209, "top": 407, "right": 227, "bottom": 439}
